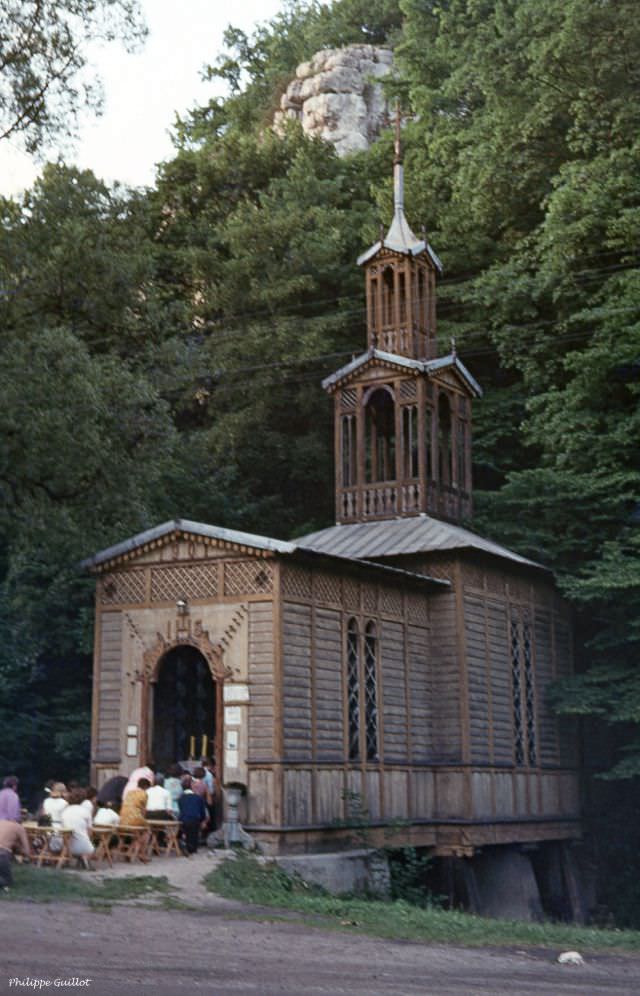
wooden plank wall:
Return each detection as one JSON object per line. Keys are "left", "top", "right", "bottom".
{"left": 95, "top": 611, "right": 122, "bottom": 763}
{"left": 428, "top": 589, "right": 463, "bottom": 762}
{"left": 461, "top": 565, "right": 573, "bottom": 771}
{"left": 464, "top": 594, "right": 491, "bottom": 764}
{"left": 407, "top": 621, "right": 432, "bottom": 761}
{"left": 270, "top": 557, "right": 580, "bottom": 840}
{"left": 247, "top": 601, "right": 276, "bottom": 760}
{"left": 282, "top": 602, "right": 313, "bottom": 760}
{"left": 535, "top": 606, "right": 559, "bottom": 764}
{"left": 380, "top": 619, "right": 408, "bottom": 761}
{"left": 487, "top": 600, "right": 514, "bottom": 764}
{"left": 315, "top": 607, "right": 344, "bottom": 761}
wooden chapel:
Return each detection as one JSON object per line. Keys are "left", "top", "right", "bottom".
{"left": 83, "top": 129, "right": 581, "bottom": 873}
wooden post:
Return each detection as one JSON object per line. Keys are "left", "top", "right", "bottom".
{"left": 405, "top": 260, "right": 414, "bottom": 355}
{"left": 416, "top": 377, "right": 427, "bottom": 513}
{"left": 90, "top": 597, "right": 102, "bottom": 784}
{"left": 334, "top": 395, "right": 342, "bottom": 521}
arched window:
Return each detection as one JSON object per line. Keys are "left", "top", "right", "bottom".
{"left": 510, "top": 611, "right": 537, "bottom": 767}
{"left": 364, "top": 622, "right": 379, "bottom": 761}
{"left": 346, "top": 618, "right": 360, "bottom": 761}
{"left": 365, "top": 387, "right": 396, "bottom": 483}
{"left": 438, "top": 392, "right": 452, "bottom": 485}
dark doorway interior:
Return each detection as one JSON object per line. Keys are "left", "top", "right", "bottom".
{"left": 152, "top": 645, "right": 216, "bottom": 772}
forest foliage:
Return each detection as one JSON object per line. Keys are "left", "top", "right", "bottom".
{"left": 0, "top": 0, "right": 638, "bottom": 833}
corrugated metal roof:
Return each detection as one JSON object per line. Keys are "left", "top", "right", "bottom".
{"left": 80, "top": 518, "right": 296, "bottom": 569}
{"left": 356, "top": 236, "right": 442, "bottom": 272}
{"left": 322, "top": 349, "right": 422, "bottom": 390}
{"left": 322, "top": 349, "right": 483, "bottom": 398}
{"left": 80, "top": 517, "right": 450, "bottom": 589}
{"left": 297, "top": 515, "right": 545, "bottom": 570}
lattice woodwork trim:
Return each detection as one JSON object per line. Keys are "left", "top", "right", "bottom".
{"left": 422, "top": 560, "right": 456, "bottom": 583}
{"left": 486, "top": 571, "right": 505, "bottom": 596}
{"left": 379, "top": 587, "right": 404, "bottom": 617}
{"left": 313, "top": 571, "right": 341, "bottom": 605}
{"left": 508, "top": 580, "right": 531, "bottom": 603}
{"left": 362, "top": 583, "right": 378, "bottom": 614}
{"left": 463, "top": 566, "right": 485, "bottom": 590}
{"left": 399, "top": 378, "right": 417, "bottom": 402}
{"left": 343, "top": 578, "right": 360, "bottom": 610}
{"left": 224, "top": 560, "right": 274, "bottom": 597}
{"left": 99, "top": 570, "right": 145, "bottom": 605}
{"left": 150, "top": 564, "right": 218, "bottom": 602}
{"left": 281, "top": 565, "right": 312, "bottom": 600}
{"left": 340, "top": 387, "right": 358, "bottom": 411}
{"left": 407, "top": 593, "right": 429, "bottom": 625}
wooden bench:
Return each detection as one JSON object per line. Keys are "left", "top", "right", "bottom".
{"left": 114, "top": 825, "right": 151, "bottom": 863}
{"left": 147, "top": 820, "right": 183, "bottom": 858}
{"left": 92, "top": 826, "right": 117, "bottom": 868}
{"left": 23, "top": 823, "right": 74, "bottom": 869}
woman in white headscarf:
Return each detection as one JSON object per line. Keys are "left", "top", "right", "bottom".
{"left": 122, "top": 766, "right": 154, "bottom": 799}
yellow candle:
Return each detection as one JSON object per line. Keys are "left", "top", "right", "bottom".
{"left": 201, "top": 734, "right": 208, "bottom": 758}
{"left": 189, "top": 736, "right": 195, "bottom": 758}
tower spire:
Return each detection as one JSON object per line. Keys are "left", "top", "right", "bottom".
{"left": 394, "top": 98, "right": 402, "bottom": 165}
{"left": 393, "top": 98, "right": 404, "bottom": 223}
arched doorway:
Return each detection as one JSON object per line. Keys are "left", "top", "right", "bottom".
{"left": 151, "top": 645, "right": 220, "bottom": 773}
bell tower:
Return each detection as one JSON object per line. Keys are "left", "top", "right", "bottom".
{"left": 361, "top": 112, "right": 440, "bottom": 360}
{"left": 323, "top": 114, "right": 482, "bottom": 526}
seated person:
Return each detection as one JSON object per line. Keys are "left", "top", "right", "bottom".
{"left": 60, "top": 788, "right": 95, "bottom": 868}
{"left": 81, "top": 786, "right": 97, "bottom": 825}
{"left": 119, "top": 778, "right": 151, "bottom": 861}
{"left": 145, "top": 775, "right": 174, "bottom": 821}
{"left": 0, "top": 818, "right": 30, "bottom": 892}
{"left": 94, "top": 801, "right": 120, "bottom": 827}
{"left": 96, "top": 775, "right": 127, "bottom": 809}
{"left": 42, "top": 783, "right": 68, "bottom": 826}
{"left": 122, "top": 767, "right": 154, "bottom": 799}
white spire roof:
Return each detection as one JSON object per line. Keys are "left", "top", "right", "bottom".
{"left": 357, "top": 109, "right": 443, "bottom": 271}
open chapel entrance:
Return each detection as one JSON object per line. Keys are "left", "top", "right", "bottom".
{"left": 151, "top": 645, "right": 221, "bottom": 775}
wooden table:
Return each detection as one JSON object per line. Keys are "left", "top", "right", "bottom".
{"left": 23, "top": 823, "right": 73, "bottom": 869}
{"left": 147, "top": 820, "right": 183, "bottom": 858}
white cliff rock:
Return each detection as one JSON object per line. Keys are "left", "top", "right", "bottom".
{"left": 274, "top": 45, "right": 394, "bottom": 156}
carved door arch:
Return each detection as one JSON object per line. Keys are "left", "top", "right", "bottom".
{"left": 140, "top": 628, "right": 230, "bottom": 773}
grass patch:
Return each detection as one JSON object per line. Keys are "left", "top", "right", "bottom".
{"left": 1, "top": 864, "right": 173, "bottom": 904}
{"left": 205, "top": 853, "right": 640, "bottom": 953}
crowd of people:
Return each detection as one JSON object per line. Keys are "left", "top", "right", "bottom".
{"left": 0, "top": 760, "right": 217, "bottom": 891}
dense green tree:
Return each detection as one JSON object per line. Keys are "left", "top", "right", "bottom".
{"left": 151, "top": 119, "right": 384, "bottom": 536}
{"left": 0, "top": 0, "right": 146, "bottom": 152}
{"left": 1, "top": 0, "right": 638, "bottom": 925}
{"left": 397, "top": 0, "right": 640, "bottom": 779}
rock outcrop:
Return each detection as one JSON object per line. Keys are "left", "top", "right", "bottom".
{"left": 274, "top": 45, "right": 394, "bottom": 156}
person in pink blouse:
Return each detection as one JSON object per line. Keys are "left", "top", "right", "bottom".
{"left": 0, "top": 776, "right": 21, "bottom": 822}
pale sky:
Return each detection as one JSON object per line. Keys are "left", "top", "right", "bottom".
{"left": 0, "top": 0, "right": 285, "bottom": 196}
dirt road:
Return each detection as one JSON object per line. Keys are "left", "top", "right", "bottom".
{"left": 1, "top": 900, "right": 638, "bottom": 996}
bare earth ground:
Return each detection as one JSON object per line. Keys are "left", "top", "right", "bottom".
{"left": 2, "top": 853, "right": 639, "bottom": 996}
